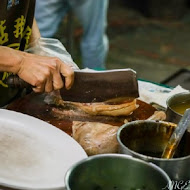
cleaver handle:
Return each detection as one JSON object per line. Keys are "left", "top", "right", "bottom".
{"left": 5, "top": 75, "right": 32, "bottom": 89}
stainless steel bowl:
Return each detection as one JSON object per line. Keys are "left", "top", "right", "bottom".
{"left": 117, "top": 120, "right": 190, "bottom": 181}
{"left": 166, "top": 92, "right": 190, "bottom": 124}
{"left": 65, "top": 154, "right": 171, "bottom": 190}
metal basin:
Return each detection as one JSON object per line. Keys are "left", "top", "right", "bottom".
{"left": 166, "top": 92, "right": 190, "bottom": 124}
{"left": 65, "top": 154, "right": 171, "bottom": 190}
{"left": 117, "top": 120, "right": 190, "bottom": 182}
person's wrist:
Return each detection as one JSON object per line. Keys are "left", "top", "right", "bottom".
{"left": 10, "top": 50, "right": 26, "bottom": 74}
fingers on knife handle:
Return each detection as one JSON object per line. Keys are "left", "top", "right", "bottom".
{"left": 5, "top": 75, "right": 32, "bottom": 89}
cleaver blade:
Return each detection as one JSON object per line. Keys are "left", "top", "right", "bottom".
{"left": 60, "top": 69, "right": 139, "bottom": 103}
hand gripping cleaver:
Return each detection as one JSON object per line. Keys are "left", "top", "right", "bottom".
{"left": 5, "top": 69, "right": 139, "bottom": 103}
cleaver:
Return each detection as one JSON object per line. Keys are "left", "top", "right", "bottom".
{"left": 5, "top": 69, "right": 139, "bottom": 103}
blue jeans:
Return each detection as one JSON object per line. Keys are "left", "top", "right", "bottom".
{"left": 35, "top": 0, "right": 109, "bottom": 69}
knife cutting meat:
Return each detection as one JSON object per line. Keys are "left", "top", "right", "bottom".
{"left": 5, "top": 69, "right": 139, "bottom": 102}
{"left": 6, "top": 69, "right": 139, "bottom": 117}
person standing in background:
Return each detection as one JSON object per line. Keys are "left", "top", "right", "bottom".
{"left": 35, "top": 0, "right": 109, "bottom": 70}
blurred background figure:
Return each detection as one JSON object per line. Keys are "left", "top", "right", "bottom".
{"left": 35, "top": 0, "right": 109, "bottom": 70}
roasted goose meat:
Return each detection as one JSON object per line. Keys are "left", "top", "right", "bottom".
{"left": 72, "top": 111, "right": 167, "bottom": 156}
{"left": 47, "top": 92, "right": 139, "bottom": 117}
{"left": 72, "top": 121, "right": 119, "bottom": 156}
{"left": 73, "top": 99, "right": 138, "bottom": 116}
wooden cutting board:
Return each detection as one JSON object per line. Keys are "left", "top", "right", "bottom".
{"left": 7, "top": 92, "right": 156, "bottom": 136}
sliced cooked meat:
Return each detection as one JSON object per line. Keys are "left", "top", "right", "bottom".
{"left": 55, "top": 99, "right": 138, "bottom": 117}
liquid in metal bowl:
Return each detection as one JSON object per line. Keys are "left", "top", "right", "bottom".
{"left": 117, "top": 120, "right": 190, "bottom": 182}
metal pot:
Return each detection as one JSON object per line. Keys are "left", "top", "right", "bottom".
{"left": 166, "top": 92, "right": 190, "bottom": 124}
{"left": 65, "top": 154, "right": 172, "bottom": 190}
{"left": 117, "top": 120, "right": 190, "bottom": 182}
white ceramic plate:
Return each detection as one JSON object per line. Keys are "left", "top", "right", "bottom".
{"left": 0, "top": 109, "right": 87, "bottom": 190}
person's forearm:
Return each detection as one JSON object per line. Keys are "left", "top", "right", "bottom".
{"left": 0, "top": 19, "right": 41, "bottom": 74}
{"left": 29, "top": 18, "right": 41, "bottom": 44}
{"left": 0, "top": 46, "right": 23, "bottom": 74}
{"left": 0, "top": 45, "right": 74, "bottom": 92}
